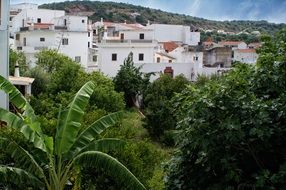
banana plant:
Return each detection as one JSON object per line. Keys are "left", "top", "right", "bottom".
{"left": 0, "top": 75, "right": 146, "bottom": 190}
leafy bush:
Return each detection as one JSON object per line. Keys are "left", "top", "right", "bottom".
{"left": 80, "top": 111, "right": 170, "bottom": 190}
{"left": 165, "top": 29, "right": 286, "bottom": 190}
{"left": 143, "top": 74, "right": 189, "bottom": 145}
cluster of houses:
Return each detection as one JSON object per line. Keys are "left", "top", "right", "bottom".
{"left": 9, "top": 3, "right": 261, "bottom": 81}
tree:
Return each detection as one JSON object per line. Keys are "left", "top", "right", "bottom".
{"left": 9, "top": 49, "right": 28, "bottom": 76}
{"left": 165, "top": 29, "right": 286, "bottom": 190}
{"left": 143, "top": 74, "right": 189, "bottom": 144}
{"left": 113, "top": 52, "right": 151, "bottom": 107}
{"left": 0, "top": 75, "right": 146, "bottom": 190}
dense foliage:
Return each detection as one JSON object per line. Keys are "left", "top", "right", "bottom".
{"left": 0, "top": 76, "right": 146, "bottom": 190}
{"left": 113, "top": 52, "right": 151, "bottom": 107}
{"left": 1, "top": 49, "right": 169, "bottom": 189}
{"left": 143, "top": 74, "right": 189, "bottom": 145}
{"left": 40, "top": 1, "right": 285, "bottom": 35}
{"left": 200, "top": 31, "right": 260, "bottom": 43}
{"left": 80, "top": 111, "right": 170, "bottom": 190}
{"left": 9, "top": 49, "right": 27, "bottom": 76}
{"left": 165, "top": 29, "right": 286, "bottom": 189}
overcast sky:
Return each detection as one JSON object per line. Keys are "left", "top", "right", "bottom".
{"left": 10, "top": 0, "right": 286, "bottom": 23}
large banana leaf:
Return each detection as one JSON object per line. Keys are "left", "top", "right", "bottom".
{"left": 55, "top": 81, "right": 95, "bottom": 155}
{"left": 69, "top": 138, "right": 126, "bottom": 158}
{"left": 74, "top": 151, "right": 146, "bottom": 190}
{"left": 0, "top": 108, "right": 47, "bottom": 152}
{"left": 0, "top": 165, "right": 44, "bottom": 188}
{"left": 68, "top": 112, "right": 123, "bottom": 157}
{"left": 0, "top": 138, "right": 45, "bottom": 179}
{"left": 0, "top": 75, "right": 36, "bottom": 122}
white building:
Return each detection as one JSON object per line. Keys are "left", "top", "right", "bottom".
{"left": 144, "top": 23, "right": 200, "bottom": 45}
{"left": 93, "top": 21, "right": 157, "bottom": 77}
{"left": 11, "top": 6, "right": 95, "bottom": 70}
{"left": 233, "top": 49, "right": 258, "bottom": 64}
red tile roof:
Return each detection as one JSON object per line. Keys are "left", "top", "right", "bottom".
{"left": 163, "top": 41, "right": 179, "bottom": 52}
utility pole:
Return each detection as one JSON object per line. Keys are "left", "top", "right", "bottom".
{"left": 0, "top": 0, "right": 9, "bottom": 109}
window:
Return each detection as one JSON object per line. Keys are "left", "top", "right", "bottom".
{"left": 23, "top": 37, "right": 26, "bottom": 46}
{"left": 112, "top": 53, "right": 117, "bottom": 61}
{"left": 16, "top": 34, "right": 20, "bottom": 41}
{"left": 40, "top": 37, "right": 45, "bottom": 42}
{"left": 75, "top": 56, "right": 81, "bottom": 63}
{"left": 88, "top": 42, "right": 90, "bottom": 48}
{"left": 37, "top": 18, "right": 41, "bottom": 23}
{"left": 169, "top": 59, "right": 172, "bottom": 63}
{"left": 157, "top": 57, "right": 160, "bottom": 63}
{"left": 93, "top": 55, "right": 98, "bottom": 62}
{"left": 62, "top": 38, "right": 68, "bottom": 45}
{"left": 139, "top": 33, "right": 144, "bottom": 40}
{"left": 82, "top": 19, "right": 85, "bottom": 23}
{"left": 193, "top": 56, "right": 198, "bottom": 61}
{"left": 139, "top": 53, "right": 144, "bottom": 61}
{"left": 88, "top": 32, "right": 90, "bottom": 37}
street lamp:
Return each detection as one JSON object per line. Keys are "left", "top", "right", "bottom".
{"left": 0, "top": 0, "right": 9, "bottom": 109}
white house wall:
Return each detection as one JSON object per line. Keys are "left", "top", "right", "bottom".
{"left": 58, "top": 32, "right": 89, "bottom": 69}
{"left": 233, "top": 51, "right": 258, "bottom": 64}
{"left": 98, "top": 45, "right": 155, "bottom": 77}
{"left": 134, "top": 62, "right": 195, "bottom": 81}
{"left": 145, "top": 24, "right": 190, "bottom": 43}
{"left": 120, "top": 30, "right": 153, "bottom": 40}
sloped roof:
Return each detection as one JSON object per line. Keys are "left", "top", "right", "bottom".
{"left": 163, "top": 41, "right": 179, "bottom": 52}
{"left": 156, "top": 52, "right": 176, "bottom": 60}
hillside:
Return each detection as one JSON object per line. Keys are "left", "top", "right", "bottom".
{"left": 40, "top": 0, "right": 286, "bottom": 35}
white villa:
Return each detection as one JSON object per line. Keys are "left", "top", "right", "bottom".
{"left": 10, "top": 5, "right": 95, "bottom": 71}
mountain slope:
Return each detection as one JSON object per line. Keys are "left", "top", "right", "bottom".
{"left": 40, "top": 0, "right": 285, "bottom": 35}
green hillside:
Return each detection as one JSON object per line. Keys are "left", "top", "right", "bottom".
{"left": 40, "top": 0, "right": 285, "bottom": 35}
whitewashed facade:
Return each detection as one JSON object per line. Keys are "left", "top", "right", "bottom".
{"left": 233, "top": 49, "right": 258, "bottom": 64}
{"left": 11, "top": 6, "right": 95, "bottom": 70}
{"left": 144, "top": 23, "right": 200, "bottom": 45}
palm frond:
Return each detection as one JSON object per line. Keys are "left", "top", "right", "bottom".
{"left": 0, "top": 75, "right": 36, "bottom": 122}
{"left": 69, "top": 112, "right": 123, "bottom": 155}
{"left": 0, "top": 108, "right": 47, "bottom": 152}
{"left": 69, "top": 138, "right": 126, "bottom": 158}
{"left": 0, "top": 165, "right": 44, "bottom": 188}
{"left": 55, "top": 81, "right": 95, "bottom": 155}
{"left": 0, "top": 138, "right": 45, "bottom": 179}
{"left": 74, "top": 151, "right": 146, "bottom": 190}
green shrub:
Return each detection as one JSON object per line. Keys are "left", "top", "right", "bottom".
{"left": 165, "top": 29, "right": 286, "bottom": 190}
{"left": 143, "top": 74, "right": 189, "bottom": 145}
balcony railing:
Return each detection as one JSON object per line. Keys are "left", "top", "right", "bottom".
{"left": 101, "top": 39, "right": 154, "bottom": 44}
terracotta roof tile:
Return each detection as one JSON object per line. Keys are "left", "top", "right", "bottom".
{"left": 163, "top": 41, "right": 179, "bottom": 52}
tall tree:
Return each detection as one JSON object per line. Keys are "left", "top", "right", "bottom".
{"left": 113, "top": 52, "right": 151, "bottom": 107}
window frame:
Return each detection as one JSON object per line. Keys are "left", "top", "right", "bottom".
{"left": 112, "top": 53, "right": 117, "bottom": 61}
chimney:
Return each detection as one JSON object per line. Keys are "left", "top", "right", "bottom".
{"left": 147, "top": 20, "right": 150, "bottom": 26}
{"left": 100, "top": 18, "right": 103, "bottom": 24}
{"left": 14, "top": 61, "right": 20, "bottom": 77}
{"left": 124, "top": 20, "right": 127, "bottom": 24}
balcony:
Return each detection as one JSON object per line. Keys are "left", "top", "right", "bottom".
{"left": 101, "top": 39, "right": 154, "bottom": 44}
{"left": 54, "top": 26, "right": 68, "bottom": 30}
